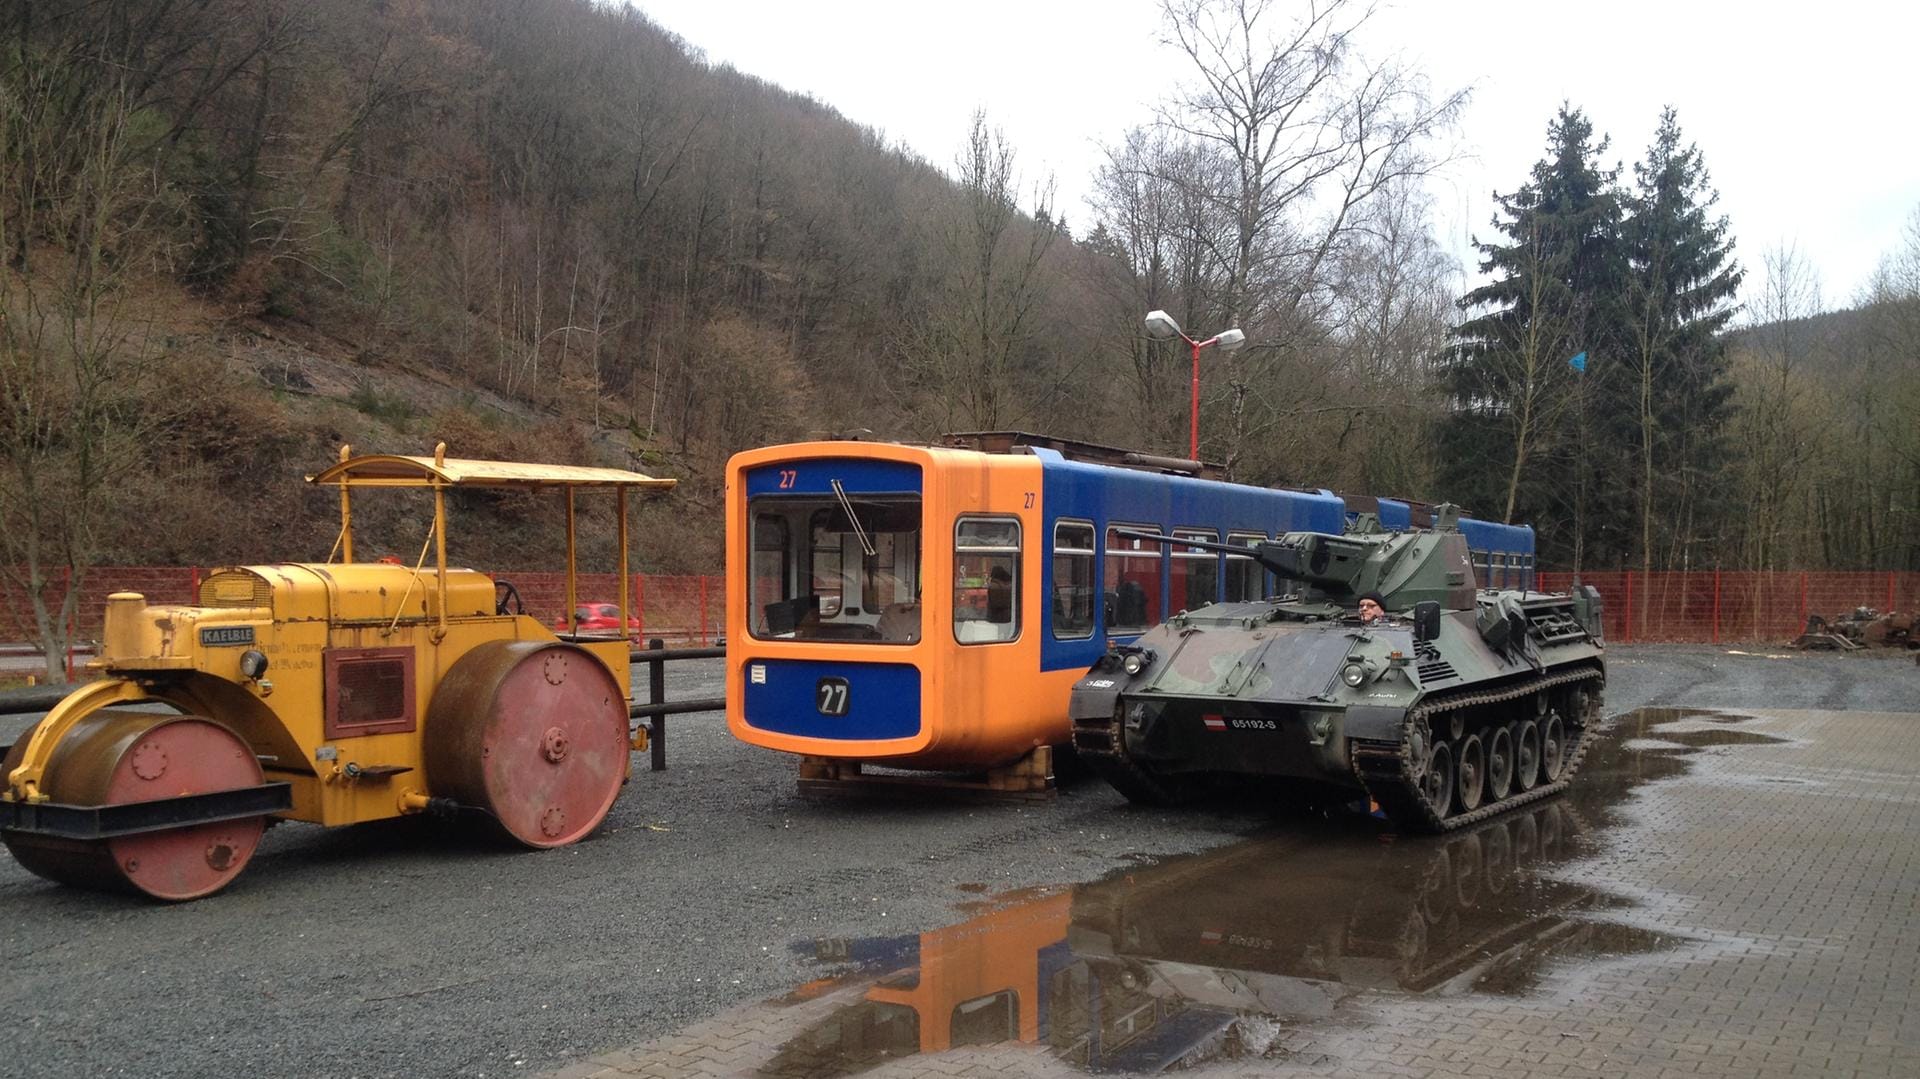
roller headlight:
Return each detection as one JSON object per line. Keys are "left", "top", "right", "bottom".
{"left": 1122, "top": 652, "right": 1148, "bottom": 676}
{"left": 1341, "top": 661, "right": 1367, "bottom": 687}
{"left": 239, "top": 649, "right": 270, "bottom": 679}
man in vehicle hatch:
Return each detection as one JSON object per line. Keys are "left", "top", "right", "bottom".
{"left": 1357, "top": 591, "right": 1387, "bottom": 625}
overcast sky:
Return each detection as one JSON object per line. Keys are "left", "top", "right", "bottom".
{"left": 635, "top": 0, "right": 1920, "bottom": 312}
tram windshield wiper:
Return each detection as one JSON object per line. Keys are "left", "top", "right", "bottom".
{"left": 830, "top": 479, "right": 877, "bottom": 557}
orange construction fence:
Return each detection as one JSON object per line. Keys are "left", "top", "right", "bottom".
{"left": 1537, "top": 571, "right": 1920, "bottom": 644}
{"left": 3, "top": 566, "right": 1916, "bottom": 649}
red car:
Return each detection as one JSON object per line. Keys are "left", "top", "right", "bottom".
{"left": 554, "top": 602, "right": 642, "bottom": 637}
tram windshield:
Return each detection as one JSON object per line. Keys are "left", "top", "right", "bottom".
{"left": 749, "top": 494, "right": 921, "bottom": 643}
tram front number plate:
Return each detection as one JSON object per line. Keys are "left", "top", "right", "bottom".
{"left": 815, "top": 677, "right": 850, "bottom": 716}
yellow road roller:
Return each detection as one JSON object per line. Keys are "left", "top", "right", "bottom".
{"left": 1, "top": 444, "right": 674, "bottom": 900}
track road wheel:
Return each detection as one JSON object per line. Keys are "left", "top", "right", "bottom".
{"left": 1420, "top": 741, "right": 1454, "bottom": 819}
{"left": 2, "top": 710, "right": 267, "bottom": 901}
{"left": 1541, "top": 712, "right": 1566, "bottom": 782}
{"left": 1485, "top": 725, "right": 1514, "bottom": 802}
{"left": 1513, "top": 720, "right": 1541, "bottom": 792}
{"left": 425, "top": 641, "right": 630, "bottom": 847}
{"left": 1455, "top": 733, "right": 1485, "bottom": 812}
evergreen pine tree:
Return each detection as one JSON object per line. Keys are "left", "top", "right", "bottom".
{"left": 1620, "top": 108, "right": 1742, "bottom": 578}
{"left": 1438, "top": 106, "right": 1625, "bottom": 567}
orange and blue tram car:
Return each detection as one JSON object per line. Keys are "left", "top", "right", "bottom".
{"left": 723, "top": 437, "right": 1534, "bottom": 780}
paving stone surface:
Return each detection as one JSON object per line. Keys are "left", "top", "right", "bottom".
{"left": 548, "top": 708, "right": 1920, "bottom": 1078}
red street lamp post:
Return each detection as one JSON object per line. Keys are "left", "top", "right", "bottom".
{"left": 1144, "top": 310, "right": 1246, "bottom": 461}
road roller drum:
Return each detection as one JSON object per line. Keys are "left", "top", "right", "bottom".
{"left": 2, "top": 710, "right": 268, "bottom": 901}
{"left": 425, "top": 640, "right": 631, "bottom": 847}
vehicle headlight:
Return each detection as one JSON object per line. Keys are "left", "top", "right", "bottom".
{"left": 1122, "top": 652, "right": 1148, "bottom": 676}
{"left": 239, "top": 649, "right": 270, "bottom": 680}
{"left": 1341, "top": 661, "right": 1367, "bottom": 687}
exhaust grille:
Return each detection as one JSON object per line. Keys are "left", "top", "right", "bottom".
{"left": 1416, "top": 660, "right": 1459, "bottom": 685}
{"left": 1526, "top": 608, "right": 1589, "bottom": 644}
{"left": 199, "top": 571, "right": 273, "bottom": 609}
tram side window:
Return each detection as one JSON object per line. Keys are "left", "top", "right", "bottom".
{"left": 954, "top": 517, "right": 1020, "bottom": 644}
{"left": 1171, "top": 529, "right": 1218, "bottom": 612}
{"left": 1224, "top": 532, "right": 1266, "bottom": 601}
{"left": 1051, "top": 520, "right": 1096, "bottom": 639}
{"left": 750, "top": 515, "right": 791, "bottom": 635}
{"left": 1470, "top": 549, "right": 1492, "bottom": 589}
{"left": 1104, "top": 524, "right": 1163, "bottom": 633}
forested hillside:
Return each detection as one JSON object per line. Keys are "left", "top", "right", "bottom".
{"left": 3, "top": 0, "right": 1918, "bottom": 656}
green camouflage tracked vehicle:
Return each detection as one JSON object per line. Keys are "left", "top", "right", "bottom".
{"left": 1068, "top": 509, "right": 1605, "bottom": 832}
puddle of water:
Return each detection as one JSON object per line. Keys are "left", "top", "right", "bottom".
{"left": 1658, "top": 728, "right": 1792, "bottom": 748}
{"left": 755, "top": 707, "right": 1787, "bottom": 1077}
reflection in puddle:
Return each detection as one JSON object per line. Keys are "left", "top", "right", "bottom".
{"left": 758, "top": 708, "right": 1784, "bottom": 1077}
{"left": 1623, "top": 728, "right": 1788, "bottom": 750}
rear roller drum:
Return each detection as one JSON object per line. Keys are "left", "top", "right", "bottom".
{"left": 425, "top": 641, "right": 631, "bottom": 847}
{"left": 2, "top": 710, "right": 267, "bottom": 901}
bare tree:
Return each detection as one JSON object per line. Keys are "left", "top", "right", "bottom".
{"left": 1088, "top": 129, "right": 1234, "bottom": 448}
{"left": 0, "top": 77, "right": 177, "bottom": 681}
{"left": 1326, "top": 181, "right": 1455, "bottom": 496}
{"left": 1730, "top": 243, "right": 1824, "bottom": 570}
{"left": 1833, "top": 207, "right": 1920, "bottom": 568}
{"left": 899, "top": 112, "right": 1058, "bottom": 431}
{"left": 1156, "top": 0, "right": 1466, "bottom": 474}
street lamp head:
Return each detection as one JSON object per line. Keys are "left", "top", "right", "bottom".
{"left": 1143, "top": 310, "right": 1184, "bottom": 341}
{"left": 1212, "top": 328, "right": 1246, "bottom": 352}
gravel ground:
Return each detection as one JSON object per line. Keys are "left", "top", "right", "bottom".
{"left": 2, "top": 644, "right": 1918, "bottom": 1079}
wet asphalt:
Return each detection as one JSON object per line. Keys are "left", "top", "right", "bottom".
{"left": 1, "top": 645, "right": 1917, "bottom": 1079}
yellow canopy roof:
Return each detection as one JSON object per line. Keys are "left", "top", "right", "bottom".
{"left": 308, "top": 450, "right": 676, "bottom": 491}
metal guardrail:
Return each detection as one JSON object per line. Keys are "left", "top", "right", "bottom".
{"left": 0, "top": 684, "right": 67, "bottom": 717}
{"left": 628, "top": 638, "right": 726, "bottom": 771}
